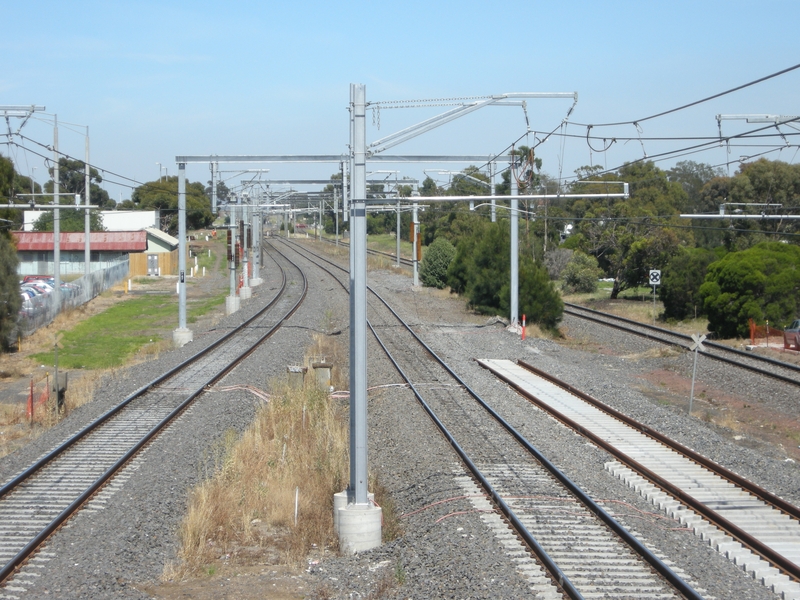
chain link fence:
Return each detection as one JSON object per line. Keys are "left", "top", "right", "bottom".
{"left": 18, "top": 260, "right": 130, "bottom": 336}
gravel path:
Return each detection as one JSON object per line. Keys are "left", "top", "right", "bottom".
{"left": 2, "top": 238, "right": 798, "bottom": 599}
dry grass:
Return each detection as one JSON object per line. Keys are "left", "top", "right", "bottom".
{"left": 166, "top": 331, "right": 403, "bottom": 581}
{"left": 166, "top": 334, "right": 353, "bottom": 579}
{"left": 0, "top": 369, "right": 105, "bottom": 457}
{"left": 166, "top": 380, "right": 349, "bottom": 579}
{"left": 524, "top": 322, "right": 562, "bottom": 341}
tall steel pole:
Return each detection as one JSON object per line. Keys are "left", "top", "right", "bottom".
{"left": 334, "top": 181, "right": 339, "bottom": 247}
{"left": 251, "top": 210, "right": 260, "bottom": 283}
{"left": 510, "top": 157, "right": 519, "bottom": 326}
{"left": 396, "top": 198, "right": 401, "bottom": 268}
{"left": 84, "top": 130, "right": 91, "bottom": 276}
{"left": 412, "top": 202, "right": 419, "bottom": 286}
{"left": 490, "top": 161, "right": 497, "bottom": 223}
{"left": 178, "top": 163, "right": 187, "bottom": 329}
{"left": 210, "top": 161, "right": 218, "bottom": 215}
{"left": 53, "top": 117, "right": 61, "bottom": 312}
{"left": 349, "top": 83, "right": 368, "bottom": 506}
{"left": 172, "top": 162, "right": 192, "bottom": 346}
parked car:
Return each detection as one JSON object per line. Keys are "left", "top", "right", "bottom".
{"left": 785, "top": 319, "right": 800, "bottom": 350}
{"left": 22, "top": 274, "right": 54, "bottom": 284}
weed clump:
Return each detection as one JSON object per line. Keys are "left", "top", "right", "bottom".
{"left": 168, "top": 334, "right": 351, "bottom": 577}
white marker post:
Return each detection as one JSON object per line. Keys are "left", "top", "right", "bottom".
{"left": 688, "top": 333, "right": 707, "bottom": 415}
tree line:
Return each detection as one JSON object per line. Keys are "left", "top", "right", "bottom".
{"left": 409, "top": 156, "right": 800, "bottom": 338}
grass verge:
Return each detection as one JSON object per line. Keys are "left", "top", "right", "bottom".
{"left": 165, "top": 333, "right": 401, "bottom": 581}
{"left": 29, "top": 291, "right": 226, "bottom": 369}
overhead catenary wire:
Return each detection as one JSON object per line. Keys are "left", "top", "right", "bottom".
{"left": 570, "top": 62, "right": 800, "bottom": 128}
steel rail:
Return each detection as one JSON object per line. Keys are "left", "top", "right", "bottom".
{"left": 565, "top": 302, "right": 800, "bottom": 373}
{"left": 517, "top": 358, "right": 800, "bottom": 521}
{"left": 0, "top": 244, "right": 307, "bottom": 583}
{"left": 0, "top": 247, "right": 287, "bottom": 500}
{"left": 278, "top": 238, "right": 703, "bottom": 600}
{"left": 563, "top": 303, "right": 800, "bottom": 387}
{"left": 367, "top": 322, "right": 583, "bottom": 599}
{"left": 497, "top": 359, "right": 800, "bottom": 582}
{"left": 316, "top": 235, "right": 414, "bottom": 268}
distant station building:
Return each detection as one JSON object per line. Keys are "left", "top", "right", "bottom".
{"left": 13, "top": 228, "right": 179, "bottom": 277}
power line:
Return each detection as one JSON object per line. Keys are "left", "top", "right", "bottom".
{"left": 571, "top": 62, "right": 800, "bottom": 128}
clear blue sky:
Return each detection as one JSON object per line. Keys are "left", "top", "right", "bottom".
{"left": 3, "top": 0, "right": 799, "bottom": 202}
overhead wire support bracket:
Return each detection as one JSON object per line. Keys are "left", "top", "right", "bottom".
{"left": 367, "top": 92, "right": 577, "bottom": 156}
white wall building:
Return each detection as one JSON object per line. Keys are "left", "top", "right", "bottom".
{"left": 24, "top": 210, "right": 160, "bottom": 232}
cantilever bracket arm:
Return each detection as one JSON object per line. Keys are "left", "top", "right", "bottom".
{"left": 367, "top": 92, "right": 577, "bottom": 156}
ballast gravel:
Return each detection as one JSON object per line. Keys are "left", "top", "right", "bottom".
{"left": 1, "top": 239, "right": 797, "bottom": 599}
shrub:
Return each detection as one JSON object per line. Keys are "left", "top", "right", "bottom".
{"left": 511, "top": 256, "right": 564, "bottom": 333}
{"left": 544, "top": 248, "right": 573, "bottom": 279}
{"left": 420, "top": 237, "right": 456, "bottom": 289}
{"left": 561, "top": 251, "right": 601, "bottom": 293}
{"left": 659, "top": 247, "right": 720, "bottom": 320}
{"left": 700, "top": 242, "right": 800, "bottom": 338}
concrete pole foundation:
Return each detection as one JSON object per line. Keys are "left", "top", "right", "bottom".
{"left": 226, "top": 295, "right": 240, "bottom": 315}
{"left": 172, "top": 328, "right": 193, "bottom": 347}
{"left": 336, "top": 500, "right": 382, "bottom": 554}
{"left": 239, "top": 286, "right": 252, "bottom": 300}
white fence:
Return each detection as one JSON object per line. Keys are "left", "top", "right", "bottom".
{"left": 18, "top": 259, "right": 130, "bottom": 336}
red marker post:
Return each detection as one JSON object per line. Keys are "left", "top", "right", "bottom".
{"left": 522, "top": 314, "right": 526, "bottom": 340}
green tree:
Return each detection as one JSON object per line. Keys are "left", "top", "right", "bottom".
{"left": 0, "top": 157, "right": 22, "bottom": 350}
{"left": 46, "top": 158, "right": 113, "bottom": 209}
{"left": 32, "top": 209, "right": 105, "bottom": 232}
{"left": 509, "top": 256, "right": 563, "bottom": 333}
{"left": 700, "top": 242, "right": 800, "bottom": 338}
{"left": 0, "top": 231, "right": 20, "bottom": 350}
{"left": 446, "top": 166, "right": 490, "bottom": 196}
{"left": 571, "top": 161, "right": 685, "bottom": 298}
{"left": 667, "top": 161, "right": 724, "bottom": 212}
{"left": 0, "top": 156, "right": 23, "bottom": 229}
{"left": 205, "top": 179, "right": 231, "bottom": 205}
{"left": 420, "top": 176, "right": 441, "bottom": 197}
{"left": 659, "top": 247, "right": 721, "bottom": 321}
{"left": 464, "top": 222, "right": 509, "bottom": 313}
{"left": 561, "top": 251, "right": 601, "bottom": 293}
{"left": 420, "top": 237, "right": 456, "bottom": 289}
{"left": 130, "top": 177, "right": 213, "bottom": 234}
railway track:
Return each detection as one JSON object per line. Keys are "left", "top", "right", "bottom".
{"left": 312, "top": 234, "right": 415, "bottom": 268}
{"left": 563, "top": 302, "right": 800, "bottom": 388}
{"left": 479, "top": 359, "right": 800, "bottom": 598}
{"left": 0, "top": 244, "right": 306, "bottom": 587}
{"left": 278, "top": 238, "right": 705, "bottom": 600}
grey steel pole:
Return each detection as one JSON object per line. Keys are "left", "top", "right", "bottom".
{"left": 490, "top": 161, "right": 497, "bottom": 223}
{"left": 510, "top": 158, "right": 518, "bottom": 326}
{"left": 412, "top": 202, "right": 419, "bottom": 286}
{"left": 252, "top": 211, "right": 260, "bottom": 281}
{"left": 229, "top": 228, "right": 236, "bottom": 297}
{"left": 84, "top": 131, "right": 90, "bottom": 276}
{"left": 334, "top": 182, "right": 339, "bottom": 247}
{"left": 211, "top": 161, "right": 217, "bottom": 215}
{"left": 178, "top": 163, "right": 187, "bottom": 329}
{"left": 396, "top": 198, "right": 400, "bottom": 268}
{"left": 241, "top": 221, "right": 249, "bottom": 293}
{"left": 53, "top": 117, "right": 61, "bottom": 312}
{"left": 349, "top": 83, "right": 369, "bottom": 506}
